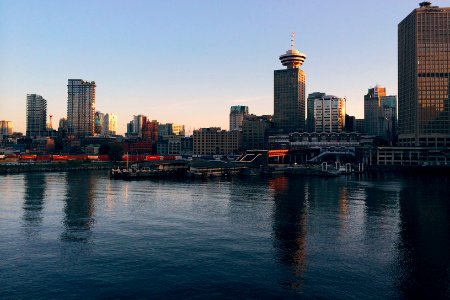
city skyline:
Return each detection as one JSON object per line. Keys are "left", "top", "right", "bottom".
{"left": 1, "top": 0, "right": 447, "bottom": 135}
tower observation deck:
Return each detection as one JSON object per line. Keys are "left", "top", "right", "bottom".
{"left": 279, "top": 32, "right": 306, "bottom": 69}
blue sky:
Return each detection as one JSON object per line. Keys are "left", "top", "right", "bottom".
{"left": 1, "top": 0, "right": 445, "bottom": 134}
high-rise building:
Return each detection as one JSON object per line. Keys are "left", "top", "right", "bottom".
{"left": 229, "top": 105, "right": 249, "bottom": 131}
{"left": 94, "top": 111, "right": 104, "bottom": 135}
{"left": 0, "top": 121, "right": 13, "bottom": 136}
{"left": 314, "top": 95, "right": 346, "bottom": 133}
{"left": 142, "top": 119, "right": 158, "bottom": 141}
{"left": 274, "top": 33, "right": 307, "bottom": 133}
{"left": 398, "top": 2, "right": 450, "bottom": 147}
{"left": 67, "top": 79, "right": 96, "bottom": 137}
{"left": 242, "top": 114, "right": 273, "bottom": 150}
{"left": 102, "top": 113, "right": 118, "bottom": 136}
{"left": 133, "top": 115, "right": 145, "bottom": 136}
{"left": 364, "top": 85, "right": 386, "bottom": 135}
{"left": 26, "top": 94, "right": 47, "bottom": 138}
{"left": 364, "top": 85, "right": 398, "bottom": 141}
{"left": 307, "top": 92, "right": 326, "bottom": 132}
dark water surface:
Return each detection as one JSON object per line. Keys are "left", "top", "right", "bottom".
{"left": 0, "top": 171, "right": 449, "bottom": 299}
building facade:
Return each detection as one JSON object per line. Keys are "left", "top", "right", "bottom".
{"left": 67, "top": 79, "right": 96, "bottom": 137}
{"left": 133, "top": 115, "right": 145, "bottom": 136}
{"left": 229, "top": 105, "right": 249, "bottom": 131}
{"left": 314, "top": 95, "right": 346, "bottom": 133}
{"left": 398, "top": 2, "right": 450, "bottom": 147}
{"left": 94, "top": 111, "right": 104, "bottom": 135}
{"left": 0, "top": 120, "right": 13, "bottom": 137}
{"left": 273, "top": 34, "right": 307, "bottom": 133}
{"left": 193, "top": 127, "right": 242, "bottom": 155}
{"left": 364, "top": 86, "right": 397, "bottom": 141}
{"left": 102, "top": 113, "right": 118, "bottom": 136}
{"left": 242, "top": 114, "right": 273, "bottom": 150}
{"left": 26, "top": 94, "right": 47, "bottom": 138}
{"left": 307, "top": 92, "right": 326, "bottom": 132}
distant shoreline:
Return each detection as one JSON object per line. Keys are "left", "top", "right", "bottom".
{"left": 0, "top": 162, "right": 117, "bottom": 174}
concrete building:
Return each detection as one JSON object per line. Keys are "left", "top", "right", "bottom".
{"left": 242, "top": 114, "right": 272, "bottom": 150}
{"left": 193, "top": 128, "right": 242, "bottom": 156}
{"left": 274, "top": 33, "right": 307, "bottom": 133}
{"left": 142, "top": 119, "right": 158, "bottom": 141}
{"left": 159, "top": 123, "right": 185, "bottom": 137}
{"left": 157, "top": 136, "right": 182, "bottom": 155}
{"left": 67, "top": 79, "right": 96, "bottom": 137}
{"left": 314, "top": 95, "right": 346, "bottom": 133}
{"left": 26, "top": 94, "right": 47, "bottom": 138}
{"left": 307, "top": 92, "right": 326, "bottom": 132}
{"left": 102, "top": 113, "right": 118, "bottom": 136}
{"left": 229, "top": 105, "right": 249, "bottom": 131}
{"left": 364, "top": 85, "right": 397, "bottom": 141}
{"left": 398, "top": 2, "right": 450, "bottom": 147}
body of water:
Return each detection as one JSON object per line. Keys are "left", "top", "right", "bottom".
{"left": 0, "top": 171, "right": 449, "bottom": 299}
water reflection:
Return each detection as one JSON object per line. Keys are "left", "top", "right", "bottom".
{"left": 61, "top": 172, "right": 96, "bottom": 242}
{"left": 397, "top": 176, "right": 450, "bottom": 299}
{"left": 270, "top": 177, "right": 308, "bottom": 290}
{"left": 22, "top": 173, "right": 46, "bottom": 237}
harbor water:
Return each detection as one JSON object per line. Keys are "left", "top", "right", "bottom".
{"left": 0, "top": 171, "right": 449, "bottom": 299}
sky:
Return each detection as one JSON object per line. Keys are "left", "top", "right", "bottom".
{"left": 1, "top": 0, "right": 447, "bottom": 135}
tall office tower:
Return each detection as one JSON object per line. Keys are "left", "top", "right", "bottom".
{"left": 364, "top": 85, "right": 386, "bottom": 135}
{"left": 229, "top": 105, "right": 249, "bottom": 131}
{"left": 314, "top": 95, "right": 346, "bottom": 133}
{"left": 67, "top": 79, "right": 96, "bottom": 138}
{"left": 274, "top": 33, "right": 307, "bottom": 133}
{"left": 94, "top": 111, "right": 104, "bottom": 135}
{"left": 380, "top": 95, "right": 397, "bottom": 142}
{"left": 0, "top": 120, "right": 13, "bottom": 136}
{"left": 26, "top": 94, "right": 47, "bottom": 137}
{"left": 398, "top": 2, "right": 450, "bottom": 147}
{"left": 102, "top": 113, "right": 118, "bottom": 136}
{"left": 133, "top": 115, "right": 145, "bottom": 136}
{"left": 307, "top": 92, "right": 326, "bottom": 132}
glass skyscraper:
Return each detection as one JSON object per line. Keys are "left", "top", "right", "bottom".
{"left": 273, "top": 33, "right": 307, "bottom": 133}
{"left": 398, "top": 2, "right": 450, "bottom": 147}
{"left": 26, "top": 94, "right": 47, "bottom": 138}
{"left": 67, "top": 79, "right": 96, "bottom": 138}
{"left": 229, "top": 105, "right": 249, "bottom": 131}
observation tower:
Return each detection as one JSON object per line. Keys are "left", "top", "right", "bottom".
{"left": 279, "top": 33, "right": 307, "bottom": 69}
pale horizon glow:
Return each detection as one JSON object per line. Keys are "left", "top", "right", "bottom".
{"left": 1, "top": 0, "right": 445, "bottom": 135}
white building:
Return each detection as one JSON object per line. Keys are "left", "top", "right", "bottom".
{"left": 314, "top": 95, "right": 346, "bottom": 133}
{"left": 102, "top": 113, "right": 118, "bottom": 136}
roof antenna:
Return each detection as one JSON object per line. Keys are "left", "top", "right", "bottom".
{"left": 291, "top": 32, "right": 295, "bottom": 50}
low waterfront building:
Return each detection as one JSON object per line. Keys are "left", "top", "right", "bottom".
{"left": 269, "top": 132, "right": 361, "bottom": 149}
{"left": 157, "top": 136, "right": 182, "bottom": 155}
{"left": 193, "top": 128, "right": 242, "bottom": 155}
{"left": 181, "top": 137, "right": 193, "bottom": 156}
{"left": 376, "top": 147, "right": 449, "bottom": 166}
